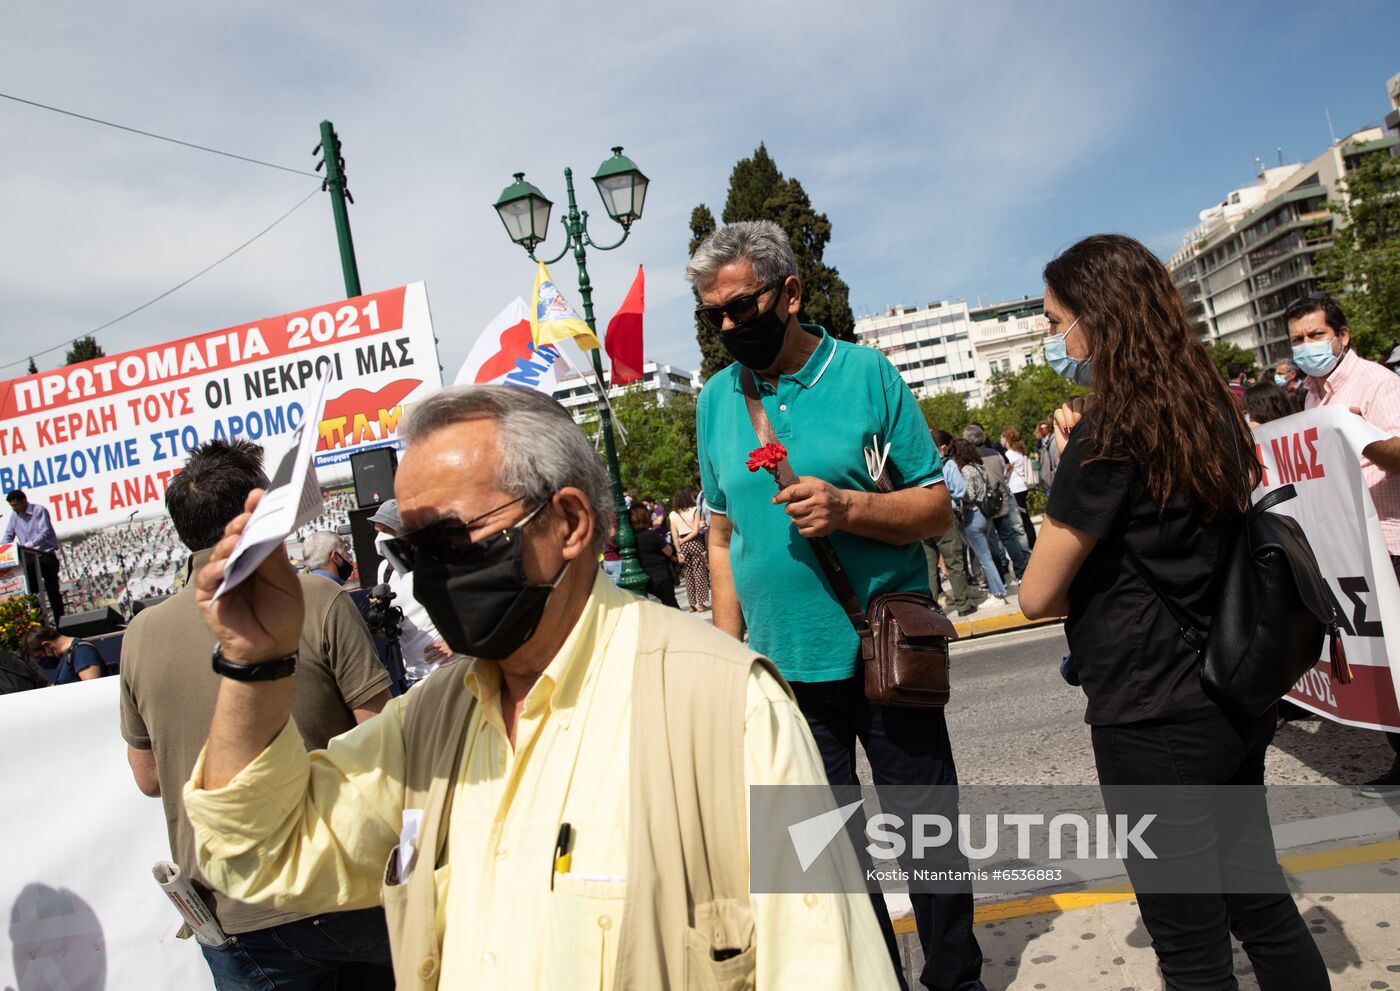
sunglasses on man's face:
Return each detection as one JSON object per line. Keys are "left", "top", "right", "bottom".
{"left": 694, "top": 281, "right": 784, "bottom": 331}
{"left": 381, "top": 496, "right": 548, "bottom": 573}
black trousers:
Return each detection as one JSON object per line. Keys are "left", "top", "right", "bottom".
{"left": 789, "top": 675, "right": 985, "bottom": 991}
{"left": 1091, "top": 708, "right": 1328, "bottom": 991}
{"left": 23, "top": 549, "right": 64, "bottom": 621}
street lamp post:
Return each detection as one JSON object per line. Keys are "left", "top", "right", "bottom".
{"left": 493, "top": 148, "right": 651, "bottom": 594}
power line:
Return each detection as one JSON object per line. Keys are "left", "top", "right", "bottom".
{"left": 4, "top": 185, "right": 323, "bottom": 372}
{"left": 0, "top": 91, "right": 322, "bottom": 178}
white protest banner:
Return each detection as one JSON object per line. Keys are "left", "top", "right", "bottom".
{"left": 453, "top": 297, "right": 563, "bottom": 393}
{"left": 0, "top": 678, "right": 214, "bottom": 990}
{"left": 213, "top": 365, "right": 332, "bottom": 601}
{"left": 0, "top": 283, "right": 441, "bottom": 538}
{"left": 1252, "top": 406, "right": 1400, "bottom": 731}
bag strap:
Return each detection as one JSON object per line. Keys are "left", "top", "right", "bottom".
{"left": 1119, "top": 540, "right": 1209, "bottom": 653}
{"left": 1119, "top": 484, "right": 1299, "bottom": 654}
{"left": 740, "top": 368, "right": 875, "bottom": 659}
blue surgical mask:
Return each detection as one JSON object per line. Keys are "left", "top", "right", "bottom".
{"left": 1292, "top": 340, "right": 1342, "bottom": 379}
{"left": 1044, "top": 318, "right": 1092, "bottom": 386}
{"left": 1274, "top": 374, "right": 1287, "bottom": 387}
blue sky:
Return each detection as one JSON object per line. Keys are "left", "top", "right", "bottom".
{"left": 2, "top": 1, "right": 1397, "bottom": 381}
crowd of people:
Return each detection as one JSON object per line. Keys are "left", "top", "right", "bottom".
{"left": 606, "top": 487, "right": 713, "bottom": 611}
{"left": 16, "top": 491, "right": 361, "bottom": 617}
{"left": 1, "top": 218, "right": 1397, "bottom": 991}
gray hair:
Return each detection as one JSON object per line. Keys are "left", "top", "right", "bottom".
{"left": 1276, "top": 358, "right": 1300, "bottom": 374}
{"left": 684, "top": 219, "right": 798, "bottom": 291}
{"left": 302, "top": 530, "right": 345, "bottom": 570}
{"left": 401, "top": 384, "right": 614, "bottom": 552}
{"left": 962, "top": 424, "right": 987, "bottom": 447}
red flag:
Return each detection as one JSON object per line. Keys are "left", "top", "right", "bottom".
{"left": 605, "top": 266, "right": 645, "bottom": 386}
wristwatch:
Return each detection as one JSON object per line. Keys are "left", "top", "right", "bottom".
{"left": 211, "top": 643, "right": 298, "bottom": 682}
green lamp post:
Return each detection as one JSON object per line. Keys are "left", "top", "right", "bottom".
{"left": 493, "top": 147, "right": 651, "bottom": 594}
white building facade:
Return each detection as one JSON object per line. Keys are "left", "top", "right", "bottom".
{"left": 853, "top": 296, "right": 1048, "bottom": 401}
{"left": 853, "top": 301, "right": 982, "bottom": 400}
{"left": 1167, "top": 123, "right": 1399, "bottom": 366}
{"left": 552, "top": 359, "right": 700, "bottom": 424}
{"left": 968, "top": 298, "right": 1049, "bottom": 384}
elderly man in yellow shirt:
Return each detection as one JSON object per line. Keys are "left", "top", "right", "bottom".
{"left": 182, "top": 384, "right": 899, "bottom": 990}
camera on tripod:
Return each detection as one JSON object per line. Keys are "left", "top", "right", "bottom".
{"left": 364, "top": 583, "right": 404, "bottom": 642}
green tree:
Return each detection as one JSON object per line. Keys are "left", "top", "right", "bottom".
{"left": 65, "top": 336, "right": 105, "bottom": 365}
{"left": 690, "top": 143, "right": 857, "bottom": 379}
{"left": 587, "top": 387, "right": 699, "bottom": 506}
{"left": 971, "top": 363, "right": 1087, "bottom": 445}
{"left": 26, "top": 357, "right": 37, "bottom": 375}
{"left": 688, "top": 205, "right": 726, "bottom": 381}
{"left": 918, "top": 390, "right": 972, "bottom": 436}
{"left": 1315, "top": 149, "right": 1400, "bottom": 361}
{"left": 1202, "top": 341, "right": 1257, "bottom": 381}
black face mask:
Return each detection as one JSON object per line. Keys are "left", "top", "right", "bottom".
{"left": 406, "top": 502, "right": 567, "bottom": 660}
{"left": 334, "top": 553, "right": 354, "bottom": 582}
{"left": 719, "top": 286, "right": 791, "bottom": 370}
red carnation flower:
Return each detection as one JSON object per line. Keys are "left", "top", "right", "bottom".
{"left": 746, "top": 442, "right": 788, "bottom": 481}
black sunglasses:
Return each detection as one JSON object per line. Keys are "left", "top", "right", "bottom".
{"left": 382, "top": 496, "right": 548, "bottom": 573}
{"left": 694, "top": 280, "right": 784, "bottom": 331}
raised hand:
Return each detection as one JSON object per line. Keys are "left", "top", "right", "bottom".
{"left": 196, "top": 489, "right": 304, "bottom": 664}
{"left": 1052, "top": 397, "right": 1088, "bottom": 455}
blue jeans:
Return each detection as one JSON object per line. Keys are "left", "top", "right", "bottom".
{"left": 201, "top": 907, "right": 393, "bottom": 991}
{"left": 961, "top": 510, "right": 1006, "bottom": 597}
{"left": 990, "top": 510, "right": 1030, "bottom": 579}
{"left": 789, "top": 676, "right": 986, "bottom": 991}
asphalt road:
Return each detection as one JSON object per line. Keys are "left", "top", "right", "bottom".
{"left": 857, "top": 624, "right": 1397, "bottom": 788}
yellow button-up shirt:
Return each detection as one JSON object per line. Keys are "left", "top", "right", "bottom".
{"left": 185, "top": 571, "right": 897, "bottom": 989}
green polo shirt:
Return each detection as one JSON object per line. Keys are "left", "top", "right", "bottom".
{"left": 696, "top": 326, "right": 943, "bottom": 683}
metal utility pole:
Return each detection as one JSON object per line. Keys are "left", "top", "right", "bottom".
{"left": 315, "top": 120, "right": 362, "bottom": 298}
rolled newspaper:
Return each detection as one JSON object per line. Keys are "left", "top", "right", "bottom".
{"left": 152, "top": 861, "right": 230, "bottom": 948}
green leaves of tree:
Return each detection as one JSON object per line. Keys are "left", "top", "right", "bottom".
{"left": 690, "top": 144, "right": 856, "bottom": 379}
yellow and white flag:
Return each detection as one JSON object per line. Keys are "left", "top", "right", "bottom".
{"left": 530, "top": 261, "right": 599, "bottom": 350}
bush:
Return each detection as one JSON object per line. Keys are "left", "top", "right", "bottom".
{"left": 0, "top": 595, "right": 42, "bottom": 653}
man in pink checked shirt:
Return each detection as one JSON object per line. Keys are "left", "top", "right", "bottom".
{"left": 1287, "top": 291, "right": 1400, "bottom": 797}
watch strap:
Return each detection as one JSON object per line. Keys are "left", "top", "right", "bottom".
{"left": 211, "top": 643, "right": 298, "bottom": 682}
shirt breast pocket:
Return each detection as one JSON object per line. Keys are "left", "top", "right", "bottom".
{"left": 540, "top": 875, "right": 627, "bottom": 989}
{"left": 684, "top": 898, "right": 756, "bottom": 991}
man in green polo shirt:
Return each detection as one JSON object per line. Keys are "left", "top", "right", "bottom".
{"left": 690, "top": 220, "right": 985, "bottom": 991}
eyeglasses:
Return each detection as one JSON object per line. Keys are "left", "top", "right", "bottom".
{"left": 382, "top": 495, "right": 548, "bottom": 573}
{"left": 694, "top": 280, "right": 784, "bottom": 330}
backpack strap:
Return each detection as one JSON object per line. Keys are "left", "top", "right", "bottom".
{"left": 1120, "top": 540, "right": 1209, "bottom": 653}
{"left": 1122, "top": 483, "right": 1302, "bottom": 655}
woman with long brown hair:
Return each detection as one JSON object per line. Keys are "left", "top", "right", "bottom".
{"left": 1019, "top": 234, "right": 1326, "bottom": 990}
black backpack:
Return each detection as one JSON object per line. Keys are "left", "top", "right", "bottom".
{"left": 965, "top": 463, "right": 1004, "bottom": 519}
{"left": 1125, "top": 484, "right": 1349, "bottom": 716}
{"left": 0, "top": 650, "right": 48, "bottom": 695}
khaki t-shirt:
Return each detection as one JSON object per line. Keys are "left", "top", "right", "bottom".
{"left": 119, "top": 549, "right": 391, "bottom": 934}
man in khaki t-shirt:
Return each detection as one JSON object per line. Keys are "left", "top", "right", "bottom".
{"left": 117, "top": 438, "right": 393, "bottom": 990}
